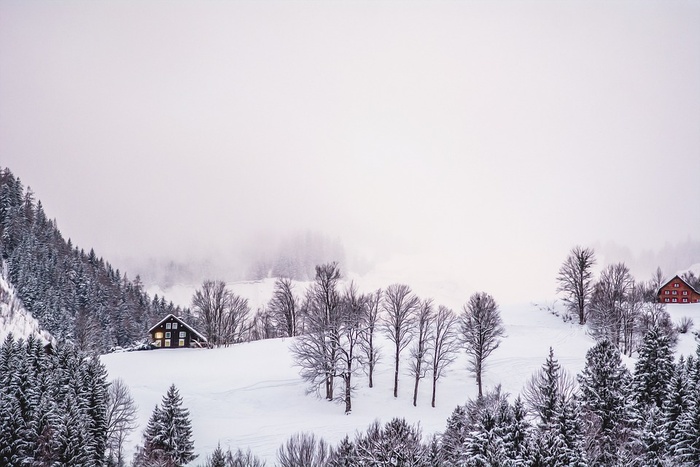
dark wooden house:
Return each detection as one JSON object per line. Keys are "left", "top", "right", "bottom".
{"left": 658, "top": 275, "right": 700, "bottom": 304}
{"left": 148, "top": 314, "right": 208, "bottom": 348}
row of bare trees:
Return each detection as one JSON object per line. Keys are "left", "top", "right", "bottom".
{"left": 289, "top": 262, "right": 506, "bottom": 413}
{"left": 189, "top": 262, "right": 508, "bottom": 411}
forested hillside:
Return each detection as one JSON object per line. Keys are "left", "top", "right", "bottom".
{"left": 0, "top": 167, "right": 191, "bottom": 353}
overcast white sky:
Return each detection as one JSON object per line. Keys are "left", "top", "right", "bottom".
{"left": 1, "top": 1, "right": 699, "bottom": 302}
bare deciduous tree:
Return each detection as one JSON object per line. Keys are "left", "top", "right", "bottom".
{"left": 556, "top": 246, "right": 596, "bottom": 325}
{"left": 430, "top": 305, "right": 460, "bottom": 407}
{"left": 291, "top": 262, "right": 342, "bottom": 401}
{"left": 335, "top": 282, "right": 367, "bottom": 414}
{"left": 106, "top": 378, "right": 138, "bottom": 467}
{"left": 268, "top": 277, "right": 299, "bottom": 337}
{"left": 382, "top": 283, "right": 420, "bottom": 398}
{"left": 588, "top": 263, "right": 635, "bottom": 350}
{"left": 191, "top": 280, "right": 251, "bottom": 347}
{"left": 359, "top": 288, "right": 382, "bottom": 389}
{"left": 460, "top": 292, "right": 505, "bottom": 398}
{"left": 409, "top": 298, "right": 434, "bottom": 407}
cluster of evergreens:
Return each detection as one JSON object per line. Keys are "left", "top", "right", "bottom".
{"left": 0, "top": 334, "right": 109, "bottom": 465}
{"left": 0, "top": 168, "right": 191, "bottom": 353}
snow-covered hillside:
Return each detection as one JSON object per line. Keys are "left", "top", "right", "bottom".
{"left": 0, "top": 262, "right": 53, "bottom": 345}
{"left": 113, "top": 275, "right": 700, "bottom": 465}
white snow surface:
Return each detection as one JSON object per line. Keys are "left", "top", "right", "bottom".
{"left": 0, "top": 262, "right": 54, "bottom": 345}
{"left": 109, "top": 278, "right": 700, "bottom": 465}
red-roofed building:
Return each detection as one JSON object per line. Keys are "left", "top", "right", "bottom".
{"left": 658, "top": 275, "right": 700, "bottom": 304}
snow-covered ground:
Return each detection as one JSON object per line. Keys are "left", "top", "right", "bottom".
{"left": 103, "top": 277, "right": 700, "bottom": 467}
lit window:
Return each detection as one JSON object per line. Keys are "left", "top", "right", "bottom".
{"left": 165, "top": 339, "right": 171, "bottom": 347}
{"left": 179, "top": 339, "right": 185, "bottom": 347}
{"left": 172, "top": 323, "right": 178, "bottom": 329}
{"left": 166, "top": 323, "right": 172, "bottom": 329}
{"left": 155, "top": 332, "right": 163, "bottom": 339}
{"left": 165, "top": 332, "right": 171, "bottom": 338}
{"left": 179, "top": 331, "right": 186, "bottom": 338}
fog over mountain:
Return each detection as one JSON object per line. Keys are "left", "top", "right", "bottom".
{"left": 2, "top": 1, "right": 699, "bottom": 302}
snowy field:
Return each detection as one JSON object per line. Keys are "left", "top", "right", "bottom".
{"left": 101, "top": 281, "right": 699, "bottom": 466}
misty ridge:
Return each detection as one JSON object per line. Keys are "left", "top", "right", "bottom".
{"left": 124, "top": 231, "right": 358, "bottom": 289}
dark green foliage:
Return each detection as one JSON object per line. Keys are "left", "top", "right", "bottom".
{"left": 632, "top": 326, "right": 675, "bottom": 409}
{"left": 0, "top": 167, "right": 191, "bottom": 352}
{"left": 134, "top": 384, "right": 197, "bottom": 467}
{"left": 0, "top": 335, "right": 109, "bottom": 466}
{"left": 577, "top": 340, "right": 633, "bottom": 466}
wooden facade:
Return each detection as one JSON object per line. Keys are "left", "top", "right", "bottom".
{"left": 148, "top": 314, "right": 208, "bottom": 349}
{"left": 658, "top": 275, "right": 700, "bottom": 304}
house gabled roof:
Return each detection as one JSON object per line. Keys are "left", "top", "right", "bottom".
{"left": 657, "top": 274, "right": 700, "bottom": 295}
{"left": 148, "top": 314, "right": 208, "bottom": 342}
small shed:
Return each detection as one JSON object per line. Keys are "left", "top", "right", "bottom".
{"left": 658, "top": 275, "right": 700, "bottom": 304}
{"left": 148, "top": 314, "right": 208, "bottom": 348}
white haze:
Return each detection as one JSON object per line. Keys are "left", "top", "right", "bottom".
{"left": 1, "top": 1, "right": 699, "bottom": 303}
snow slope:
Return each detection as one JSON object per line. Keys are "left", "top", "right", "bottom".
{"left": 110, "top": 277, "right": 700, "bottom": 465}
{"left": 0, "top": 262, "right": 54, "bottom": 345}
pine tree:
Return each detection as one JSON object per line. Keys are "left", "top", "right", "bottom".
{"left": 632, "top": 326, "right": 674, "bottom": 409}
{"left": 577, "top": 340, "right": 632, "bottom": 466}
{"left": 134, "top": 384, "right": 196, "bottom": 467}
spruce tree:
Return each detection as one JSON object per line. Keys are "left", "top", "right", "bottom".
{"left": 632, "top": 326, "right": 674, "bottom": 409}
{"left": 577, "top": 340, "right": 632, "bottom": 465}
{"left": 134, "top": 384, "right": 196, "bottom": 467}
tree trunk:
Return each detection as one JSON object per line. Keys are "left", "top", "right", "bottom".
{"left": 344, "top": 374, "right": 352, "bottom": 414}
{"left": 394, "top": 347, "right": 400, "bottom": 398}
{"left": 431, "top": 374, "right": 437, "bottom": 408}
{"left": 476, "top": 361, "right": 483, "bottom": 398}
{"left": 368, "top": 359, "right": 374, "bottom": 388}
{"left": 412, "top": 373, "right": 420, "bottom": 407}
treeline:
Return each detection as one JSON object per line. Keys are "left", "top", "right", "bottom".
{"left": 556, "top": 246, "right": 699, "bottom": 356}
{"left": 0, "top": 168, "right": 191, "bottom": 353}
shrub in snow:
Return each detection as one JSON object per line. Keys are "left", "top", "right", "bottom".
{"left": 277, "top": 432, "right": 329, "bottom": 467}
{"left": 676, "top": 317, "right": 693, "bottom": 334}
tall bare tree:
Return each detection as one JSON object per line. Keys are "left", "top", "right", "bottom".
{"left": 556, "top": 246, "right": 596, "bottom": 325}
{"left": 335, "top": 282, "right": 367, "bottom": 414}
{"left": 588, "top": 263, "right": 635, "bottom": 349}
{"left": 291, "top": 262, "right": 342, "bottom": 401}
{"left": 191, "top": 280, "right": 250, "bottom": 347}
{"left": 268, "top": 277, "right": 299, "bottom": 337}
{"left": 409, "top": 298, "right": 434, "bottom": 407}
{"left": 382, "top": 283, "right": 419, "bottom": 398}
{"left": 359, "top": 288, "right": 382, "bottom": 388}
{"left": 460, "top": 292, "right": 505, "bottom": 398}
{"left": 106, "top": 378, "right": 138, "bottom": 467}
{"left": 430, "top": 305, "right": 460, "bottom": 407}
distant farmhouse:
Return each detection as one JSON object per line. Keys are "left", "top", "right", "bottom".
{"left": 658, "top": 275, "right": 700, "bottom": 304}
{"left": 149, "top": 314, "right": 207, "bottom": 348}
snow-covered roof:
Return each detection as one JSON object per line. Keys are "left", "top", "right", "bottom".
{"left": 148, "top": 313, "right": 208, "bottom": 342}
{"left": 657, "top": 274, "right": 700, "bottom": 294}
